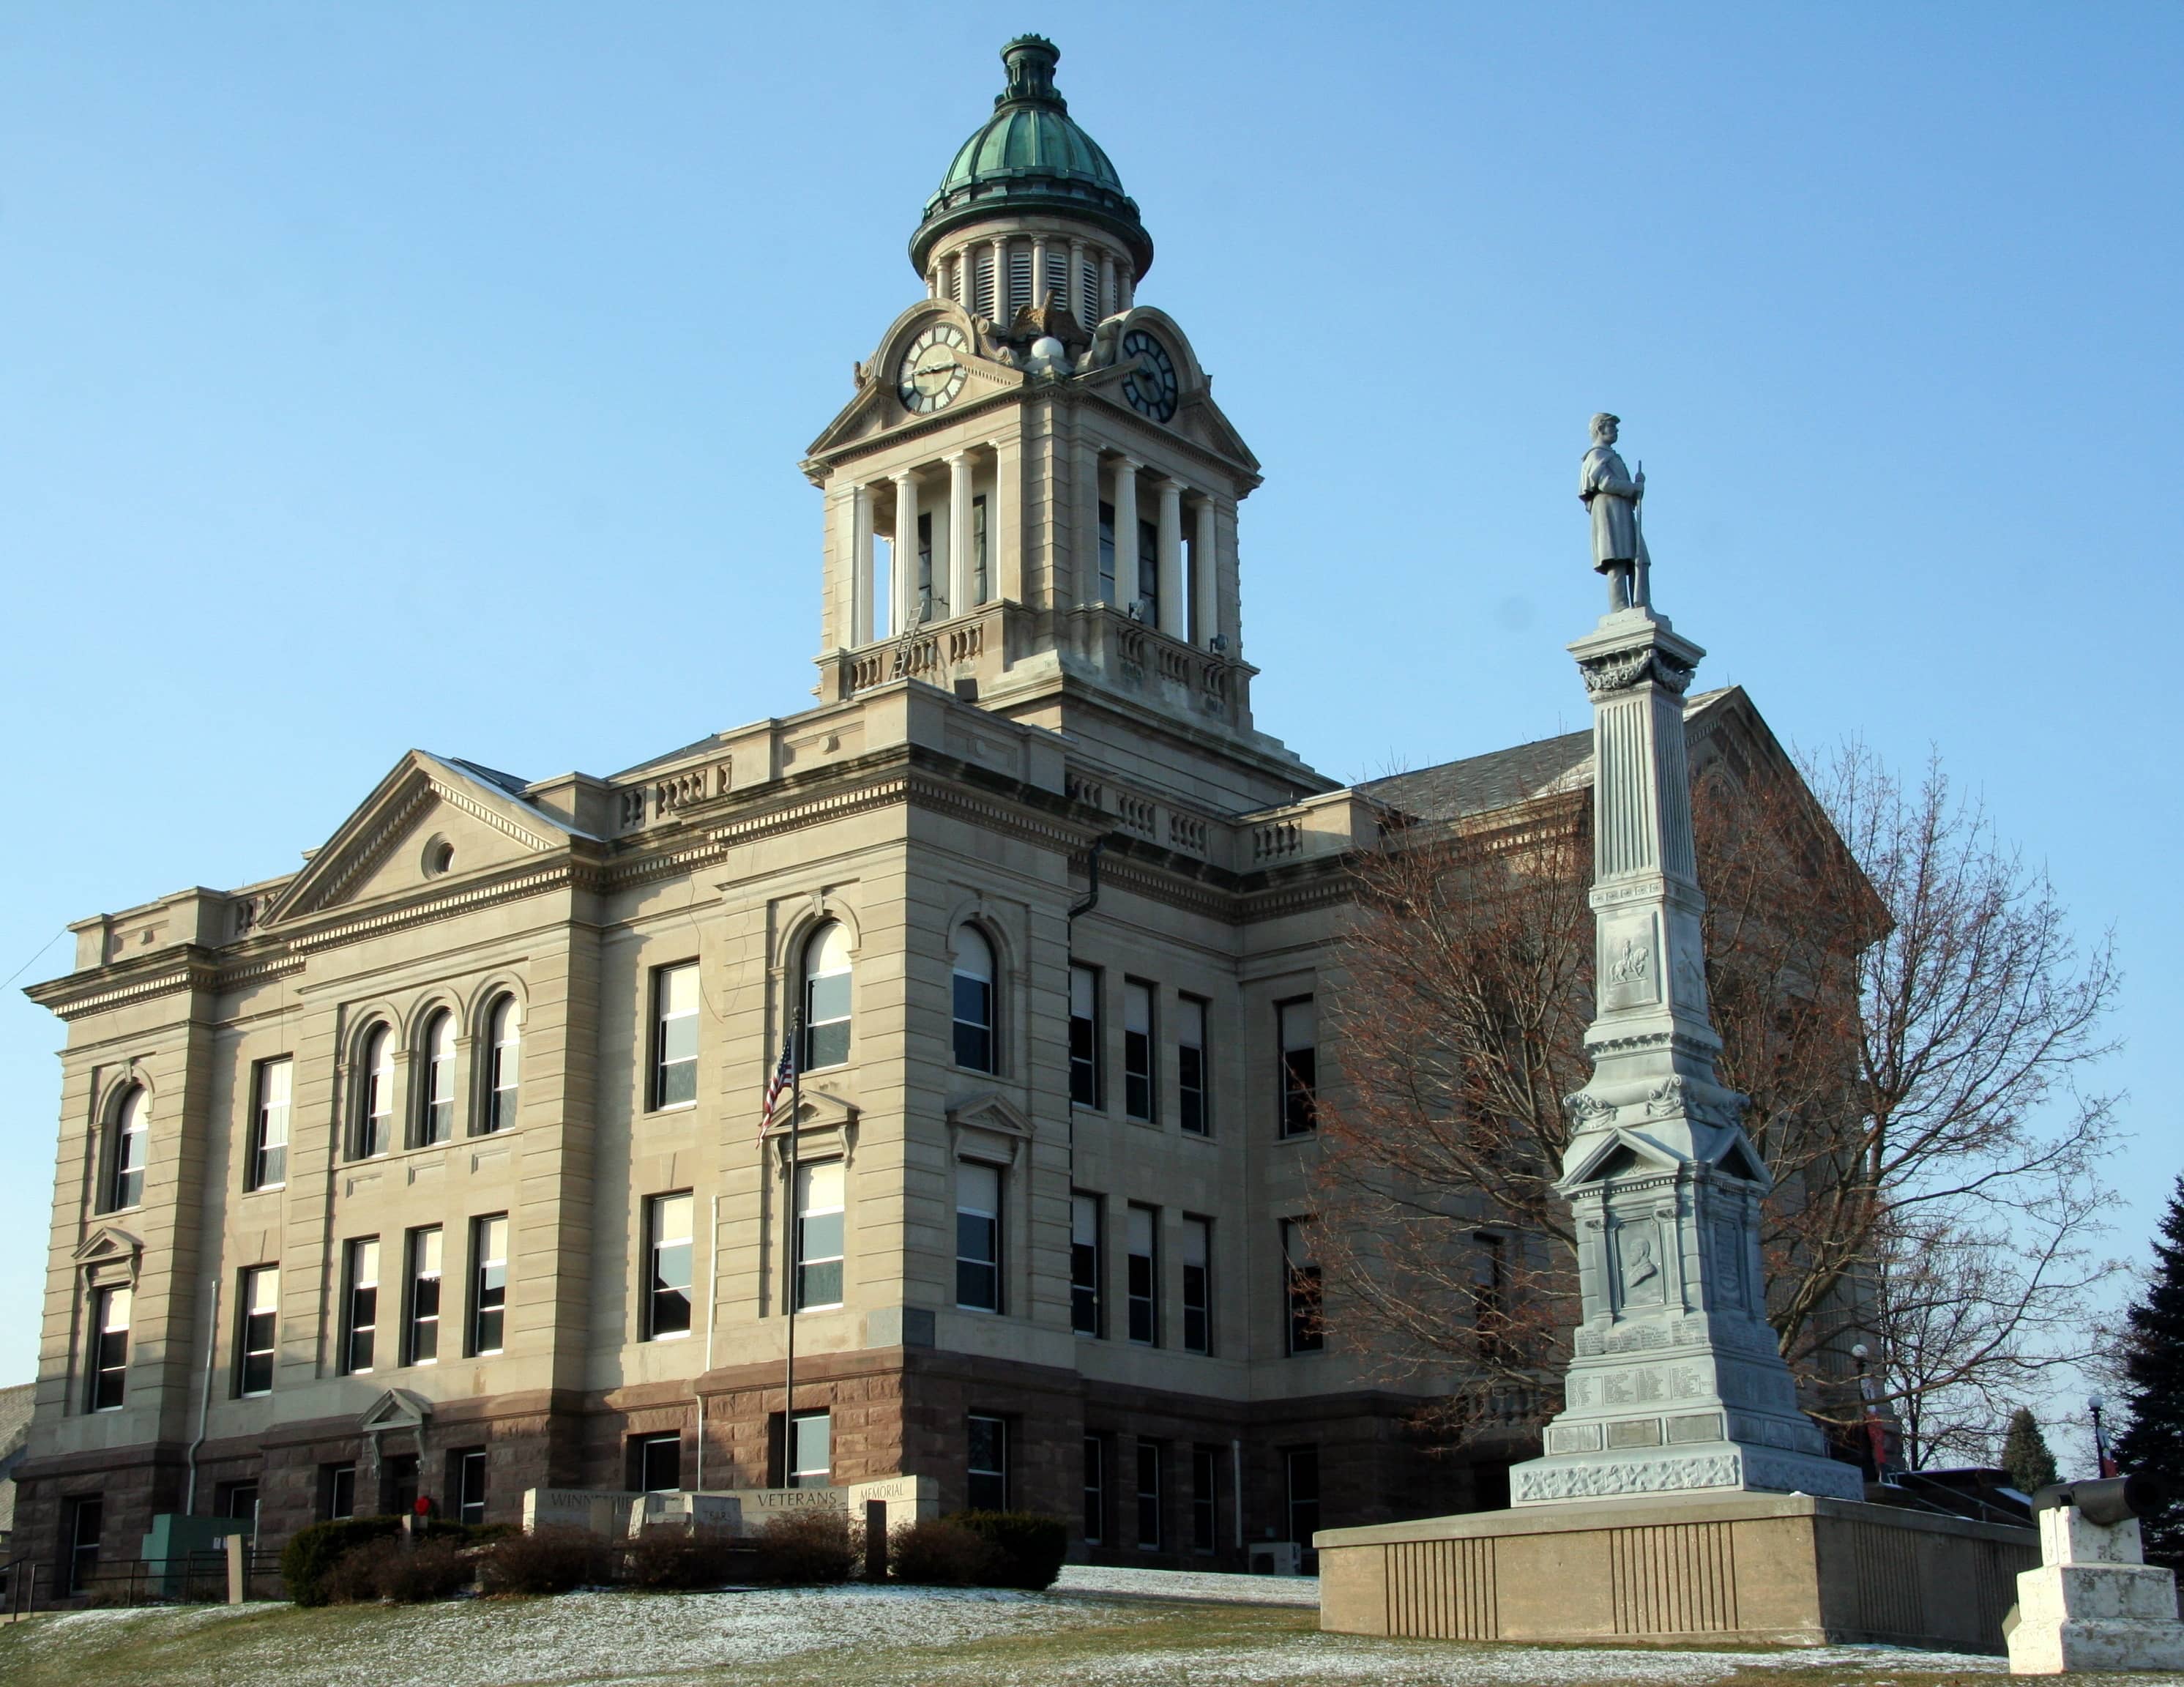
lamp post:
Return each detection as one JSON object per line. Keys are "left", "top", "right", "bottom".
{"left": 2089, "top": 1392, "right": 2118, "bottom": 1478}
{"left": 1852, "top": 1343, "right": 1891, "bottom": 1482}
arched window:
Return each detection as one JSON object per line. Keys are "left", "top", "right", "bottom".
{"left": 952, "top": 926, "right": 996, "bottom": 1073}
{"left": 105, "top": 1087, "right": 149, "bottom": 1212}
{"left": 419, "top": 1010, "right": 455, "bottom": 1145}
{"left": 484, "top": 996, "right": 521, "bottom": 1134}
{"left": 359, "top": 1026, "right": 395, "bottom": 1158}
{"left": 802, "top": 922, "right": 852, "bottom": 1070}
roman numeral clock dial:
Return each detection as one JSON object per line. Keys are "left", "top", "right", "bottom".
{"left": 898, "top": 324, "right": 969, "bottom": 414}
{"left": 1119, "top": 328, "right": 1178, "bottom": 422}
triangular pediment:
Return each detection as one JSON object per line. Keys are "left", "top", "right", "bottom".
{"left": 72, "top": 1226, "right": 144, "bottom": 1267}
{"left": 1709, "top": 1135, "right": 1770, "bottom": 1185}
{"left": 946, "top": 1090, "right": 1033, "bottom": 1138}
{"left": 1563, "top": 1128, "right": 1685, "bottom": 1188}
{"left": 265, "top": 752, "right": 580, "bottom": 923}
{"left": 789, "top": 1087, "right": 859, "bottom": 1132}
{"left": 359, "top": 1386, "right": 433, "bottom": 1431}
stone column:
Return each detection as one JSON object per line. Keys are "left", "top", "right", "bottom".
{"left": 1099, "top": 254, "right": 1116, "bottom": 323}
{"left": 1155, "top": 479, "right": 1185, "bottom": 638}
{"left": 1111, "top": 458, "right": 1140, "bottom": 611}
{"left": 1068, "top": 239, "right": 1087, "bottom": 324}
{"left": 1508, "top": 520, "right": 1863, "bottom": 1506}
{"left": 991, "top": 433, "right": 1022, "bottom": 603}
{"left": 851, "top": 485, "right": 876, "bottom": 645}
{"left": 892, "top": 471, "right": 920, "bottom": 635}
{"left": 1192, "top": 495, "right": 1218, "bottom": 648}
{"left": 1119, "top": 267, "right": 1135, "bottom": 311}
{"left": 990, "top": 236, "right": 1010, "bottom": 321}
{"left": 1032, "top": 237, "right": 1049, "bottom": 307}
{"left": 947, "top": 452, "right": 975, "bottom": 614}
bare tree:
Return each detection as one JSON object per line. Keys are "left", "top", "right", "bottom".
{"left": 1312, "top": 722, "right": 2121, "bottom": 1453}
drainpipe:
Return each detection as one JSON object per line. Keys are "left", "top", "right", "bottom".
{"left": 186, "top": 1273, "right": 222, "bottom": 1514}
{"left": 1231, "top": 1438, "right": 1244, "bottom": 1553}
{"left": 1065, "top": 837, "right": 1109, "bottom": 926}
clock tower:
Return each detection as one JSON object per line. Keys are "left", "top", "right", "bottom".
{"left": 803, "top": 35, "right": 1324, "bottom": 816}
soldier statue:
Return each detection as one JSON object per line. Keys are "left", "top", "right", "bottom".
{"left": 1580, "top": 412, "right": 1650, "bottom": 611}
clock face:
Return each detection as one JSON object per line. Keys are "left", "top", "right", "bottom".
{"left": 898, "top": 324, "right": 969, "bottom": 414}
{"left": 1119, "top": 329, "right": 1178, "bottom": 422}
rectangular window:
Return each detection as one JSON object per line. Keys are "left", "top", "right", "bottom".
{"left": 652, "top": 962, "right": 699, "bottom": 1109}
{"left": 1135, "top": 1440, "right": 1163, "bottom": 1550}
{"left": 1097, "top": 499, "right": 1117, "bottom": 603}
{"left": 321, "top": 1462, "right": 357, "bottom": 1521}
{"left": 633, "top": 1432, "right": 682, "bottom": 1493}
{"left": 1177, "top": 996, "right": 1209, "bottom": 1135}
{"left": 973, "top": 251, "right": 995, "bottom": 321}
{"left": 917, "top": 509, "right": 935, "bottom": 619}
{"left": 1182, "top": 1215, "right": 1212, "bottom": 1355}
{"left": 1474, "top": 1232, "right": 1507, "bottom": 1358}
{"left": 797, "top": 1161, "right": 845, "bottom": 1310}
{"left": 1070, "top": 1192, "right": 1103, "bottom": 1336}
{"left": 1136, "top": 517, "right": 1159, "bottom": 625}
{"left": 1082, "top": 1434, "right": 1106, "bottom": 1544}
{"left": 789, "top": 1409, "right": 831, "bottom": 1488}
{"left": 88, "top": 1286, "right": 130, "bottom": 1411}
{"left": 1069, "top": 964, "right": 1102, "bottom": 1107}
{"left": 1122, "top": 980, "right": 1155, "bottom": 1122}
{"left": 65, "top": 1497, "right": 103, "bottom": 1596}
{"left": 1127, "top": 1204, "right": 1159, "bottom": 1346}
{"left": 972, "top": 493, "right": 989, "bottom": 604}
{"left": 1278, "top": 997, "right": 1318, "bottom": 1137}
{"left": 1283, "top": 1218, "right": 1324, "bottom": 1355}
{"left": 968, "top": 1414, "right": 1009, "bottom": 1511}
{"left": 405, "top": 1226, "right": 442, "bottom": 1366}
{"left": 1007, "top": 248, "right": 1032, "bottom": 316}
{"left": 1191, "top": 1446, "right": 1220, "bottom": 1553}
{"left": 452, "top": 1448, "right": 488, "bottom": 1526}
{"left": 647, "top": 1192, "right": 694, "bottom": 1338}
{"left": 249, "top": 1057, "right": 291, "bottom": 1191}
{"left": 1080, "top": 260, "right": 1100, "bottom": 327}
{"left": 471, "top": 1214, "right": 509, "bottom": 1355}
{"left": 215, "top": 1480, "right": 259, "bottom": 1535}
{"left": 341, "top": 1237, "right": 379, "bottom": 1374}
{"left": 237, "top": 1265, "right": 277, "bottom": 1397}
{"left": 1286, "top": 1446, "right": 1322, "bottom": 1558}
{"left": 109, "top": 1095, "right": 147, "bottom": 1211}
{"left": 955, "top": 1161, "right": 1001, "bottom": 1312}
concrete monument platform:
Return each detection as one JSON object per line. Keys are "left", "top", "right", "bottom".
{"left": 1317, "top": 1490, "right": 2038, "bottom": 1651}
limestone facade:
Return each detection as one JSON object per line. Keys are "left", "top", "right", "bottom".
{"left": 13, "top": 37, "right": 1504, "bottom": 1592}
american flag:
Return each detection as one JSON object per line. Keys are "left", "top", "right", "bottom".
{"left": 759, "top": 1032, "right": 796, "bottom": 1139}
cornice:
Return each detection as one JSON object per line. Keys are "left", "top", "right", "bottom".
{"left": 28, "top": 950, "right": 218, "bottom": 1021}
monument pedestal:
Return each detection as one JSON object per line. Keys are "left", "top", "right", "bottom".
{"left": 1317, "top": 1491, "right": 2037, "bottom": 1652}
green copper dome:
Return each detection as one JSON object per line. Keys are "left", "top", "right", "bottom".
{"left": 911, "top": 37, "right": 1152, "bottom": 278}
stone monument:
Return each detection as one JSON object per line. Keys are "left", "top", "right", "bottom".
{"left": 2005, "top": 1477, "right": 2184, "bottom": 1674}
{"left": 1313, "top": 420, "right": 2038, "bottom": 1650}
{"left": 1507, "top": 425, "right": 1861, "bottom": 1505}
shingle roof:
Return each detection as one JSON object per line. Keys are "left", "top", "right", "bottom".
{"left": 1357, "top": 690, "right": 1735, "bottom": 822}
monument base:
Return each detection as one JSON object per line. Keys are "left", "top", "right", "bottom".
{"left": 1316, "top": 1490, "right": 2037, "bottom": 1652}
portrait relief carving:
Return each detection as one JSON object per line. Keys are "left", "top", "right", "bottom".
{"left": 1614, "top": 1218, "right": 1666, "bottom": 1308}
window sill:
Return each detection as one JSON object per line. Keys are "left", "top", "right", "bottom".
{"left": 242, "top": 1184, "right": 286, "bottom": 1196}
{"left": 643, "top": 1101, "right": 698, "bottom": 1118}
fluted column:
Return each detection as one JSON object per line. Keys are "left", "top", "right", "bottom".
{"left": 1192, "top": 495, "right": 1218, "bottom": 648}
{"left": 1068, "top": 239, "right": 1087, "bottom": 324}
{"left": 1112, "top": 458, "right": 1141, "bottom": 612}
{"left": 990, "top": 236, "right": 1010, "bottom": 321}
{"left": 947, "top": 452, "right": 975, "bottom": 614}
{"left": 852, "top": 485, "right": 876, "bottom": 645}
{"left": 1099, "top": 254, "right": 1116, "bottom": 324}
{"left": 1032, "top": 237, "right": 1049, "bottom": 308}
{"left": 892, "top": 472, "right": 920, "bottom": 634}
{"left": 1155, "top": 479, "right": 1185, "bottom": 638}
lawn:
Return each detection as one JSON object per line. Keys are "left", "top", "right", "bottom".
{"left": 0, "top": 1575, "right": 2154, "bottom": 1687}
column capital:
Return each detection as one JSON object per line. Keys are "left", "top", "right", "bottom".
{"left": 892, "top": 468, "right": 919, "bottom": 488}
{"left": 1155, "top": 474, "right": 1185, "bottom": 494}
{"left": 1117, "top": 453, "right": 1143, "bottom": 472}
{"left": 944, "top": 449, "right": 972, "bottom": 466}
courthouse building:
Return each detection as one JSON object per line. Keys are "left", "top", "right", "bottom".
{"left": 14, "top": 37, "right": 1797, "bottom": 1585}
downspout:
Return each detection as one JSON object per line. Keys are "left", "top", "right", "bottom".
{"left": 1065, "top": 836, "right": 1109, "bottom": 926}
{"left": 186, "top": 1273, "right": 222, "bottom": 1513}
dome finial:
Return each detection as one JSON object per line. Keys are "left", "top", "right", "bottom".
{"left": 999, "top": 35, "right": 1063, "bottom": 109}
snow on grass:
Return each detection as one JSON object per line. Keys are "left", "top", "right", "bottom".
{"left": 1053, "top": 1565, "right": 1321, "bottom": 1606}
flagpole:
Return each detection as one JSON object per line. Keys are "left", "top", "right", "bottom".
{"left": 783, "top": 1010, "right": 802, "bottom": 1486}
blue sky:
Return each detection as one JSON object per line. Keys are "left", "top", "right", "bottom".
{"left": 2, "top": 5, "right": 2176, "bottom": 1440}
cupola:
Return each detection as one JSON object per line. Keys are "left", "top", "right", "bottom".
{"left": 911, "top": 37, "right": 1152, "bottom": 332}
